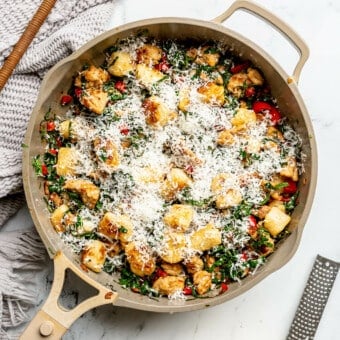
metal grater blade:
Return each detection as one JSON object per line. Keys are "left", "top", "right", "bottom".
{"left": 287, "top": 255, "right": 340, "bottom": 340}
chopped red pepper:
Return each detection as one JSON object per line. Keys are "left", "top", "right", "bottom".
{"left": 252, "top": 101, "right": 281, "bottom": 124}
{"left": 120, "top": 128, "right": 129, "bottom": 135}
{"left": 269, "top": 109, "right": 281, "bottom": 125}
{"left": 41, "top": 164, "right": 48, "bottom": 176}
{"left": 249, "top": 215, "right": 257, "bottom": 228}
{"left": 56, "top": 137, "right": 63, "bottom": 147}
{"left": 48, "top": 149, "right": 58, "bottom": 155}
{"left": 283, "top": 179, "right": 297, "bottom": 194}
{"left": 183, "top": 286, "right": 193, "bottom": 295}
{"left": 185, "top": 164, "right": 194, "bottom": 174}
{"left": 46, "top": 121, "right": 55, "bottom": 132}
{"left": 155, "top": 53, "right": 170, "bottom": 72}
{"left": 244, "top": 86, "right": 256, "bottom": 98}
{"left": 154, "top": 268, "right": 167, "bottom": 279}
{"left": 119, "top": 125, "right": 130, "bottom": 135}
{"left": 155, "top": 61, "right": 170, "bottom": 72}
{"left": 248, "top": 215, "right": 258, "bottom": 236}
{"left": 252, "top": 101, "right": 273, "bottom": 112}
{"left": 115, "top": 81, "right": 126, "bottom": 93}
{"left": 60, "top": 94, "right": 73, "bottom": 106}
{"left": 220, "top": 282, "right": 229, "bottom": 293}
{"left": 241, "top": 252, "right": 248, "bottom": 261}
{"left": 74, "top": 87, "right": 82, "bottom": 98}
{"left": 230, "top": 61, "right": 250, "bottom": 74}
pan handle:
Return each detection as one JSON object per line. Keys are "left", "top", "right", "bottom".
{"left": 20, "top": 251, "right": 118, "bottom": 340}
{"left": 212, "top": 0, "right": 309, "bottom": 84}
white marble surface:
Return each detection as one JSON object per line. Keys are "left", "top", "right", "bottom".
{"left": 4, "top": 0, "right": 340, "bottom": 339}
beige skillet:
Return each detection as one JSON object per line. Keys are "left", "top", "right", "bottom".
{"left": 21, "top": 1, "right": 317, "bottom": 338}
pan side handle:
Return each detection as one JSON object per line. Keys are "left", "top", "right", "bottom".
{"left": 212, "top": 0, "right": 309, "bottom": 84}
{"left": 20, "top": 251, "right": 118, "bottom": 340}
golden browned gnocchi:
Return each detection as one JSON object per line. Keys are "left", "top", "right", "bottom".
{"left": 108, "top": 51, "right": 135, "bottom": 77}
{"left": 50, "top": 204, "right": 70, "bottom": 232}
{"left": 197, "top": 81, "right": 225, "bottom": 106}
{"left": 216, "top": 129, "right": 234, "bottom": 146}
{"left": 161, "top": 231, "right": 186, "bottom": 264}
{"left": 153, "top": 276, "right": 185, "bottom": 295}
{"left": 56, "top": 147, "right": 77, "bottom": 177}
{"left": 80, "top": 87, "right": 109, "bottom": 115}
{"left": 231, "top": 107, "right": 257, "bottom": 129}
{"left": 63, "top": 179, "right": 100, "bottom": 209}
{"left": 163, "top": 204, "right": 194, "bottom": 232}
{"left": 185, "top": 256, "right": 204, "bottom": 275}
{"left": 137, "top": 44, "right": 163, "bottom": 65}
{"left": 188, "top": 46, "right": 220, "bottom": 67}
{"left": 142, "top": 95, "right": 177, "bottom": 127}
{"left": 161, "top": 168, "right": 192, "bottom": 201}
{"left": 81, "top": 240, "right": 107, "bottom": 273}
{"left": 136, "top": 64, "right": 165, "bottom": 88}
{"left": 125, "top": 242, "right": 156, "bottom": 277}
{"left": 161, "top": 262, "right": 185, "bottom": 276}
{"left": 193, "top": 270, "right": 212, "bottom": 295}
{"left": 190, "top": 223, "right": 222, "bottom": 252}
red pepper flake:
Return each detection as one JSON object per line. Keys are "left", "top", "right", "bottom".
{"left": 60, "top": 94, "right": 73, "bottom": 106}
{"left": 220, "top": 282, "right": 229, "bottom": 293}
{"left": 74, "top": 87, "right": 82, "bottom": 98}
{"left": 183, "top": 286, "right": 193, "bottom": 295}
{"left": 46, "top": 121, "right": 55, "bottom": 132}
{"left": 283, "top": 179, "right": 297, "bottom": 194}
{"left": 230, "top": 61, "right": 250, "bottom": 74}
{"left": 41, "top": 164, "right": 48, "bottom": 176}
{"left": 115, "top": 81, "right": 126, "bottom": 93}
{"left": 252, "top": 101, "right": 281, "bottom": 125}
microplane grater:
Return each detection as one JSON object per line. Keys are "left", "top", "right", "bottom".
{"left": 287, "top": 255, "right": 340, "bottom": 340}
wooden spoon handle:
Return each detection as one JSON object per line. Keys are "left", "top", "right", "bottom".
{"left": 0, "top": 0, "right": 57, "bottom": 92}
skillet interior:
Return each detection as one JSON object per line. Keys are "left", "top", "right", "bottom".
{"left": 23, "top": 17, "right": 317, "bottom": 312}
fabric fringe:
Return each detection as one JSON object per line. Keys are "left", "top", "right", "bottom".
{"left": 0, "top": 193, "right": 25, "bottom": 227}
{"left": 0, "top": 230, "right": 47, "bottom": 335}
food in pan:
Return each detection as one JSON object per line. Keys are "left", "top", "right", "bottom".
{"left": 33, "top": 34, "right": 303, "bottom": 299}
